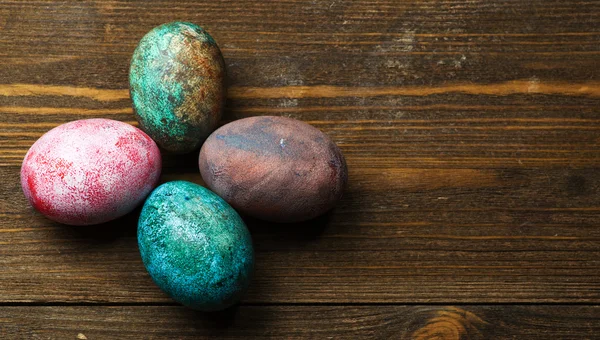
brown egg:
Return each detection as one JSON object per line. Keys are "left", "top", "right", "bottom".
{"left": 199, "top": 116, "right": 347, "bottom": 223}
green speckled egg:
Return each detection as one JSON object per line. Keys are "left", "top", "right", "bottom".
{"left": 138, "top": 181, "right": 254, "bottom": 311}
{"left": 129, "top": 22, "right": 226, "bottom": 153}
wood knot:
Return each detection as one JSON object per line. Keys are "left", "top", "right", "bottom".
{"left": 411, "top": 307, "right": 487, "bottom": 340}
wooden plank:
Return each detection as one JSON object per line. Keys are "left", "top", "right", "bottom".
{"left": 1, "top": 166, "right": 599, "bottom": 303}
{"left": 1, "top": 112, "right": 600, "bottom": 168}
{"left": 1, "top": 1, "right": 599, "bottom": 91}
{"left": 1, "top": 305, "right": 599, "bottom": 339}
{"left": 1, "top": 1, "right": 600, "bottom": 88}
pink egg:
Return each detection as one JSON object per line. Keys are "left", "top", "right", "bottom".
{"left": 21, "top": 119, "right": 162, "bottom": 225}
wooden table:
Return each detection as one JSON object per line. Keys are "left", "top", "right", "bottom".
{"left": 1, "top": 0, "right": 599, "bottom": 338}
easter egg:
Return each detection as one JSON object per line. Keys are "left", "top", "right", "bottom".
{"left": 129, "top": 21, "right": 226, "bottom": 154}
{"left": 20, "top": 119, "right": 162, "bottom": 226}
{"left": 199, "top": 116, "right": 348, "bottom": 223}
{"left": 138, "top": 181, "right": 254, "bottom": 311}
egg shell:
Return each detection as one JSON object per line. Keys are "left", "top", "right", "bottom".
{"left": 20, "top": 119, "right": 162, "bottom": 226}
{"left": 199, "top": 116, "right": 348, "bottom": 223}
{"left": 137, "top": 181, "right": 254, "bottom": 311}
{"left": 129, "top": 22, "right": 226, "bottom": 154}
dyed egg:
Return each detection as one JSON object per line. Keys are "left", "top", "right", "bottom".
{"left": 199, "top": 116, "right": 348, "bottom": 223}
{"left": 138, "top": 181, "right": 254, "bottom": 311}
{"left": 20, "top": 119, "right": 162, "bottom": 226}
{"left": 129, "top": 22, "right": 226, "bottom": 154}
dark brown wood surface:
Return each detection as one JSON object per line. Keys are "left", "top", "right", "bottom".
{"left": 2, "top": 306, "right": 600, "bottom": 339}
{"left": 1, "top": 0, "right": 599, "bottom": 338}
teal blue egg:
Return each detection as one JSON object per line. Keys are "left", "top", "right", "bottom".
{"left": 138, "top": 181, "right": 254, "bottom": 311}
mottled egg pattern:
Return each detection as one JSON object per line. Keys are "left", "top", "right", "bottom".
{"left": 138, "top": 181, "right": 254, "bottom": 311}
{"left": 20, "top": 119, "right": 162, "bottom": 226}
{"left": 199, "top": 116, "right": 348, "bottom": 223}
{"left": 130, "top": 22, "right": 226, "bottom": 153}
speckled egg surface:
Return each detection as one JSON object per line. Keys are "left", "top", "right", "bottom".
{"left": 20, "top": 119, "right": 162, "bottom": 226}
{"left": 138, "top": 181, "right": 254, "bottom": 311}
{"left": 129, "top": 22, "right": 226, "bottom": 153}
{"left": 199, "top": 116, "right": 348, "bottom": 223}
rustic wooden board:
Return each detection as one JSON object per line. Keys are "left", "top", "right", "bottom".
{"left": 2, "top": 165, "right": 600, "bottom": 303}
{"left": 2, "top": 305, "right": 600, "bottom": 339}
{"left": 1, "top": 0, "right": 599, "bottom": 337}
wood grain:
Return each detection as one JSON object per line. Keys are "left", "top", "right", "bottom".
{"left": 1, "top": 305, "right": 599, "bottom": 339}
{"left": 1, "top": 0, "right": 599, "bottom": 337}
{"left": 0, "top": 163, "right": 599, "bottom": 303}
